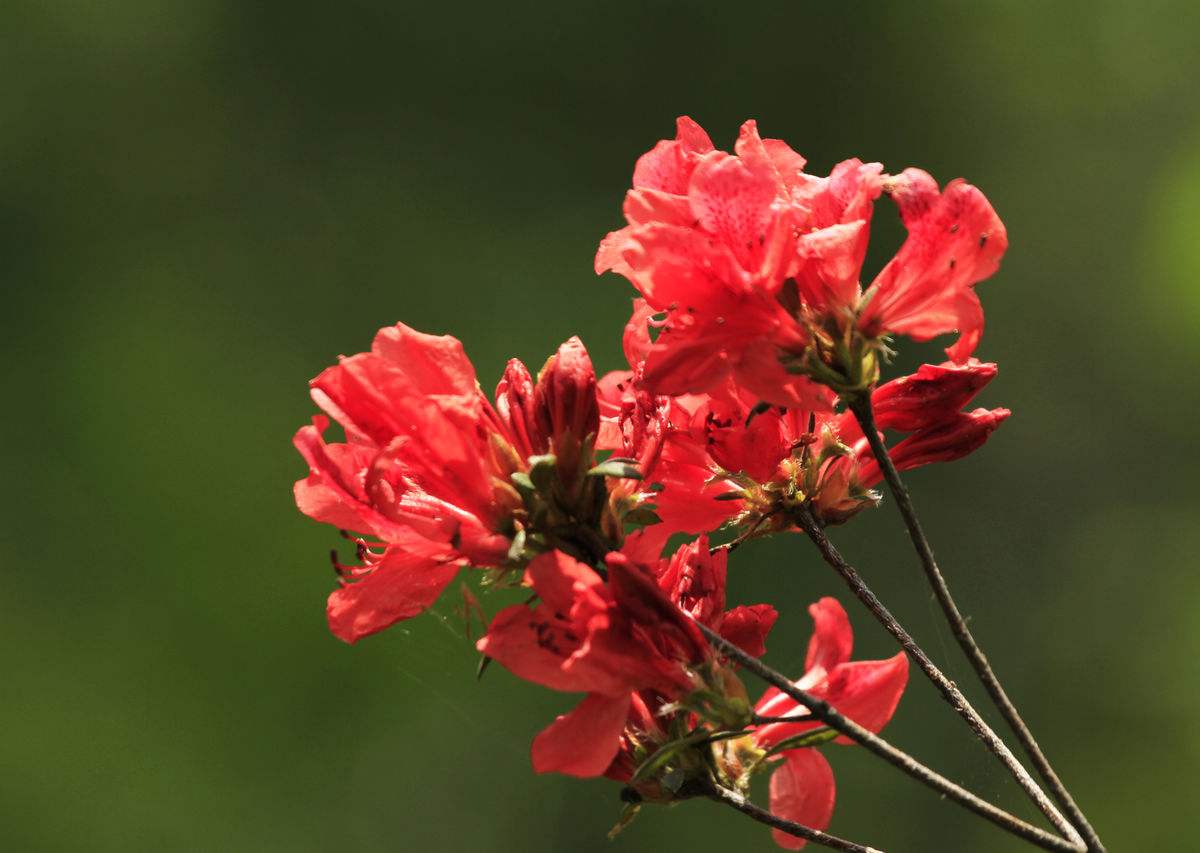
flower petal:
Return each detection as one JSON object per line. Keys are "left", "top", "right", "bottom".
{"left": 768, "top": 748, "right": 837, "bottom": 850}
{"left": 805, "top": 597, "right": 854, "bottom": 673}
{"left": 326, "top": 540, "right": 461, "bottom": 643}
{"left": 632, "top": 116, "right": 715, "bottom": 194}
{"left": 531, "top": 693, "right": 633, "bottom": 777}
{"left": 859, "top": 170, "right": 1007, "bottom": 360}
{"left": 822, "top": 652, "right": 910, "bottom": 743}
{"left": 719, "top": 604, "right": 778, "bottom": 657}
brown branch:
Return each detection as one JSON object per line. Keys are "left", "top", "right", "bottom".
{"left": 705, "top": 781, "right": 884, "bottom": 853}
{"left": 694, "top": 622, "right": 1083, "bottom": 853}
{"left": 848, "top": 396, "right": 1104, "bottom": 852}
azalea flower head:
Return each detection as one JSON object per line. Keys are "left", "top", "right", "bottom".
{"left": 748, "top": 598, "right": 909, "bottom": 849}
{"left": 294, "top": 324, "right": 654, "bottom": 642}
{"left": 596, "top": 117, "right": 1008, "bottom": 404}
{"left": 600, "top": 305, "right": 1009, "bottom": 540}
{"left": 478, "top": 538, "right": 779, "bottom": 797}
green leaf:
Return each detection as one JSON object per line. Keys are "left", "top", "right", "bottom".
{"left": 607, "top": 803, "right": 641, "bottom": 840}
{"left": 630, "top": 728, "right": 710, "bottom": 783}
{"left": 588, "top": 459, "right": 642, "bottom": 479}
{"left": 510, "top": 471, "right": 535, "bottom": 494}
{"left": 505, "top": 527, "right": 527, "bottom": 563}
{"left": 759, "top": 726, "right": 837, "bottom": 761}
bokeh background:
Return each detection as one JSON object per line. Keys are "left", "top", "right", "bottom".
{"left": 4, "top": 1, "right": 1199, "bottom": 850}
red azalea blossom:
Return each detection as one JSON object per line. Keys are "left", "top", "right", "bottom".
{"left": 753, "top": 598, "right": 909, "bottom": 849}
{"left": 600, "top": 319, "right": 1009, "bottom": 533}
{"left": 596, "top": 117, "right": 1007, "bottom": 402}
{"left": 285, "top": 115, "right": 1041, "bottom": 852}
{"left": 294, "top": 323, "right": 613, "bottom": 643}
{"left": 480, "top": 539, "right": 779, "bottom": 782}
{"left": 477, "top": 549, "right": 702, "bottom": 777}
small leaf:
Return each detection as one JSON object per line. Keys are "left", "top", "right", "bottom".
{"left": 505, "top": 527, "right": 527, "bottom": 563}
{"left": 476, "top": 654, "right": 493, "bottom": 680}
{"left": 510, "top": 472, "right": 535, "bottom": 493}
{"left": 714, "top": 491, "right": 746, "bottom": 501}
{"left": 759, "top": 726, "right": 837, "bottom": 761}
{"left": 588, "top": 460, "right": 643, "bottom": 479}
{"left": 607, "top": 802, "right": 641, "bottom": 840}
{"left": 630, "top": 729, "right": 709, "bottom": 784}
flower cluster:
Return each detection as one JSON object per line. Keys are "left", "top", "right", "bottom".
{"left": 293, "top": 117, "right": 1012, "bottom": 847}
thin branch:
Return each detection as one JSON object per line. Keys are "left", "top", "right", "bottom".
{"left": 792, "top": 503, "right": 1079, "bottom": 846}
{"left": 705, "top": 782, "right": 884, "bottom": 853}
{"left": 849, "top": 397, "right": 1105, "bottom": 852}
{"left": 694, "top": 621, "right": 1083, "bottom": 853}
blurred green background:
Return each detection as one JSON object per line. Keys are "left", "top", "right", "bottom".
{"left": 4, "top": 1, "right": 1198, "bottom": 850}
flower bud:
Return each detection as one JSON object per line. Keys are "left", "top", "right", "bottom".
{"left": 494, "top": 358, "right": 547, "bottom": 460}
{"left": 870, "top": 360, "right": 997, "bottom": 433}
{"left": 535, "top": 337, "right": 601, "bottom": 485}
{"left": 858, "top": 407, "right": 1010, "bottom": 486}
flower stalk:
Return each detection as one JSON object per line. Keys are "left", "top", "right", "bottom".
{"left": 704, "top": 781, "right": 885, "bottom": 853}
{"left": 847, "top": 394, "right": 1104, "bottom": 852}
{"left": 693, "top": 622, "right": 1084, "bottom": 853}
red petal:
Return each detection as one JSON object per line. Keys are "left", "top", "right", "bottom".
{"left": 526, "top": 550, "right": 607, "bottom": 615}
{"left": 768, "top": 748, "right": 837, "bottom": 850}
{"left": 805, "top": 598, "right": 854, "bottom": 673}
{"left": 688, "top": 148, "right": 780, "bottom": 272}
{"left": 292, "top": 417, "right": 402, "bottom": 539}
{"left": 857, "top": 407, "right": 1011, "bottom": 486}
{"left": 870, "top": 360, "right": 997, "bottom": 433}
{"left": 531, "top": 693, "right": 632, "bottom": 777}
{"left": 326, "top": 540, "right": 461, "bottom": 643}
{"left": 719, "top": 604, "right": 778, "bottom": 657}
{"left": 476, "top": 604, "right": 606, "bottom": 694}
{"left": 822, "top": 652, "right": 909, "bottom": 743}
{"left": 632, "top": 116, "right": 714, "bottom": 194}
{"left": 651, "top": 456, "right": 741, "bottom": 536}
{"left": 859, "top": 170, "right": 1007, "bottom": 359}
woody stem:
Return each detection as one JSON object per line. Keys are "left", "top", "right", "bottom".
{"left": 793, "top": 504, "right": 1079, "bottom": 846}
{"left": 693, "top": 622, "right": 1082, "bottom": 853}
{"left": 704, "top": 781, "right": 884, "bottom": 853}
{"left": 847, "top": 396, "right": 1104, "bottom": 852}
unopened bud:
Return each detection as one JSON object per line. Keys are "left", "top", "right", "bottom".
{"left": 870, "top": 360, "right": 998, "bottom": 433}
{"left": 859, "top": 407, "right": 1011, "bottom": 486}
{"left": 495, "top": 358, "right": 547, "bottom": 459}
{"left": 535, "top": 337, "right": 601, "bottom": 486}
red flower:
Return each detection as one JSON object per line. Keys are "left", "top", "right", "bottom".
{"left": 613, "top": 353, "right": 1007, "bottom": 532}
{"left": 858, "top": 169, "right": 1008, "bottom": 363}
{"left": 480, "top": 540, "right": 780, "bottom": 782}
{"left": 854, "top": 406, "right": 1011, "bottom": 488}
{"left": 595, "top": 117, "right": 843, "bottom": 407}
{"left": 293, "top": 324, "right": 611, "bottom": 643}
{"left": 655, "top": 536, "right": 778, "bottom": 657}
{"left": 752, "top": 598, "right": 909, "bottom": 849}
{"left": 477, "top": 550, "right": 701, "bottom": 777}
{"left": 596, "top": 118, "right": 1007, "bottom": 400}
